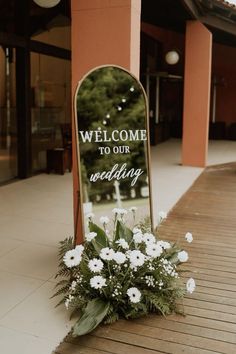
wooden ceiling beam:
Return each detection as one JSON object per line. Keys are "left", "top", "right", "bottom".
{"left": 0, "top": 31, "right": 70, "bottom": 60}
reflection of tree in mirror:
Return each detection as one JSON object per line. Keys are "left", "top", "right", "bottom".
{"left": 77, "top": 67, "right": 148, "bottom": 205}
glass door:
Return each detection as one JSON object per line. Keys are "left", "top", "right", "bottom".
{"left": 0, "top": 46, "right": 17, "bottom": 184}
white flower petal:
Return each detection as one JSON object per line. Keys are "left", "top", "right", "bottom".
{"left": 129, "top": 250, "right": 145, "bottom": 267}
{"left": 86, "top": 212, "right": 94, "bottom": 219}
{"left": 90, "top": 275, "right": 106, "bottom": 289}
{"left": 129, "top": 206, "right": 137, "bottom": 212}
{"left": 113, "top": 251, "right": 126, "bottom": 264}
{"left": 99, "top": 216, "right": 110, "bottom": 224}
{"left": 143, "top": 233, "right": 156, "bottom": 244}
{"left": 88, "top": 258, "right": 104, "bottom": 272}
{"left": 185, "top": 232, "right": 193, "bottom": 243}
{"left": 133, "top": 232, "right": 143, "bottom": 244}
{"left": 85, "top": 232, "right": 97, "bottom": 242}
{"left": 146, "top": 244, "right": 163, "bottom": 258}
{"left": 157, "top": 240, "right": 171, "bottom": 250}
{"left": 116, "top": 239, "right": 129, "bottom": 250}
{"left": 186, "top": 278, "right": 196, "bottom": 293}
{"left": 127, "top": 287, "right": 141, "bottom": 303}
{"left": 100, "top": 247, "right": 115, "bottom": 260}
{"left": 177, "top": 250, "right": 189, "bottom": 262}
{"left": 63, "top": 249, "right": 81, "bottom": 268}
{"left": 159, "top": 211, "right": 167, "bottom": 220}
{"left": 75, "top": 244, "right": 84, "bottom": 255}
{"left": 132, "top": 227, "right": 142, "bottom": 234}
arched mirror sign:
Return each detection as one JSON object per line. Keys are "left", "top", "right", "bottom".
{"left": 74, "top": 65, "right": 153, "bottom": 235}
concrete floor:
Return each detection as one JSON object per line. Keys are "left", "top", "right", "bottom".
{"left": 0, "top": 138, "right": 236, "bottom": 354}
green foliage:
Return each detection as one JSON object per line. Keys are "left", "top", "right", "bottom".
{"left": 58, "top": 236, "right": 74, "bottom": 260}
{"left": 89, "top": 221, "right": 109, "bottom": 252}
{"left": 103, "top": 305, "right": 119, "bottom": 324}
{"left": 53, "top": 215, "right": 194, "bottom": 337}
{"left": 72, "top": 299, "right": 110, "bottom": 337}
{"left": 114, "top": 220, "right": 133, "bottom": 243}
{"left": 144, "top": 290, "right": 173, "bottom": 316}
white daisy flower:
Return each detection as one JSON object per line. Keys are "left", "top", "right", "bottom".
{"left": 159, "top": 211, "right": 167, "bottom": 220}
{"left": 132, "top": 227, "right": 142, "bottom": 234}
{"left": 129, "top": 206, "right": 137, "bottom": 212}
{"left": 116, "top": 238, "right": 129, "bottom": 250}
{"left": 86, "top": 212, "right": 94, "bottom": 220}
{"left": 186, "top": 278, "right": 196, "bottom": 293}
{"left": 112, "top": 208, "right": 127, "bottom": 215}
{"left": 157, "top": 240, "right": 171, "bottom": 250}
{"left": 127, "top": 287, "right": 141, "bottom": 303}
{"left": 185, "top": 232, "right": 193, "bottom": 243}
{"left": 143, "top": 233, "right": 156, "bottom": 244}
{"left": 99, "top": 216, "right": 110, "bottom": 225}
{"left": 133, "top": 232, "right": 143, "bottom": 244}
{"left": 88, "top": 258, "right": 104, "bottom": 272}
{"left": 113, "top": 251, "right": 126, "bottom": 264}
{"left": 85, "top": 232, "right": 97, "bottom": 242}
{"left": 100, "top": 247, "right": 115, "bottom": 260}
{"left": 63, "top": 249, "right": 82, "bottom": 268}
{"left": 177, "top": 250, "right": 189, "bottom": 262}
{"left": 130, "top": 263, "right": 138, "bottom": 271}
{"left": 112, "top": 208, "right": 120, "bottom": 214}
{"left": 129, "top": 250, "right": 145, "bottom": 267}
{"left": 75, "top": 244, "right": 84, "bottom": 255}
{"left": 146, "top": 243, "right": 163, "bottom": 258}
{"left": 90, "top": 275, "right": 106, "bottom": 289}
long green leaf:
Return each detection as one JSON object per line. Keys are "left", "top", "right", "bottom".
{"left": 72, "top": 298, "right": 110, "bottom": 336}
{"left": 89, "top": 222, "right": 109, "bottom": 253}
{"left": 115, "top": 220, "right": 133, "bottom": 243}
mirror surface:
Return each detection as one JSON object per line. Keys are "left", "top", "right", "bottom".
{"left": 75, "top": 65, "right": 152, "bottom": 233}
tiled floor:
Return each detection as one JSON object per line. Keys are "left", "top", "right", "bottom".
{"left": 0, "top": 138, "right": 236, "bottom": 354}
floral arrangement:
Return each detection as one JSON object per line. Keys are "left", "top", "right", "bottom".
{"left": 53, "top": 208, "right": 195, "bottom": 337}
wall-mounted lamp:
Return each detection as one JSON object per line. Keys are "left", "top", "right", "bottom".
{"left": 33, "top": 0, "right": 61, "bottom": 8}
{"left": 165, "top": 50, "right": 180, "bottom": 65}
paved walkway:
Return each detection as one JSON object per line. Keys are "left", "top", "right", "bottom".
{"left": 54, "top": 162, "right": 236, "bottom": 353}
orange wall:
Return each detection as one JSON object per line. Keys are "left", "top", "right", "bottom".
{"left": 71, "top": 0, "right": 141, "bottom": 243}
{"left": 182, "top": 21, "right": 212, "bottom": 167}
{"left": 212, "top": 43, "right": 236, "bottom": 126}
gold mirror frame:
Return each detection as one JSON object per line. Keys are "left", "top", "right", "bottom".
{"left": 74, "top": 65, "right": 153, "bottom": 237}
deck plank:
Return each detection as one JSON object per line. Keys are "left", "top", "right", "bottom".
{"left": 54, "top": 162, "right": 236, "bottom": 353}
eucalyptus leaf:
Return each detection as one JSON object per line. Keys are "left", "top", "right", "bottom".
{"left": 72, "top": 298, "right": 110, "bottom": 337}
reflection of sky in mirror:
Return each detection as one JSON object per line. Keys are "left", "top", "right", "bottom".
{"left": 76, "top": 66, "right": 151, "bottom": 230}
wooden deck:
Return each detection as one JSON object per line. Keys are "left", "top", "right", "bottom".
{"left": 54, "top": 162, "right": 236, "bottom": 354}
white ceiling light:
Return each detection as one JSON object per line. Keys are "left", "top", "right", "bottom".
{"left": 165, "top": 50, "right": 180, "bottom": 65}
{"left": 33, "top": 0, "right": 61, "bottom": 8}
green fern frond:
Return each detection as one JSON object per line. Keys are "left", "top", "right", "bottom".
{"left": 51, "top": 284, "right": 70, "bottom": 299}
{"left": 104, "top": 311, "right": 119, "bottom": 324}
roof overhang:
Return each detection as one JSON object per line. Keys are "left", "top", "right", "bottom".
{"left": 141, "top": 0, "right": 236, "bottom": 47}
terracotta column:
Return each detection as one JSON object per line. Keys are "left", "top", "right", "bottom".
{"left": 182, "top": 21, "right": 212, "bottom": 167}
{"left": 71, "top": 0, "right": 141, "bottom": 243}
